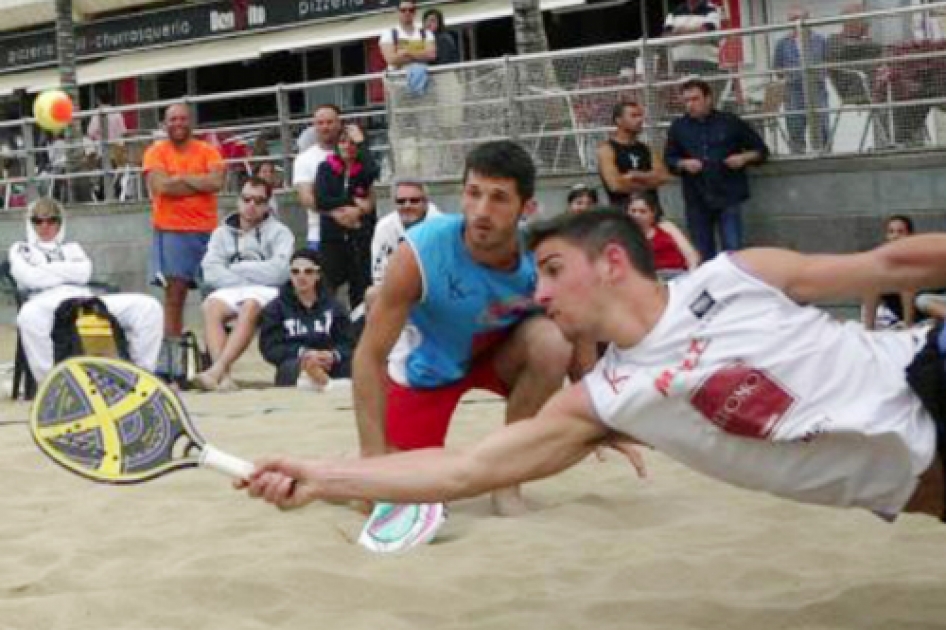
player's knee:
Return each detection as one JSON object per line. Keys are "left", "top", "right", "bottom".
{"left": 524, "top": 319, "right": 572, "bottom": 376}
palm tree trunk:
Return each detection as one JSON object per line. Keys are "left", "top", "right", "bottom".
{"left": 55, "top": 0, "right": 86, "bottom": 203}
{"left": 512, "top": 0, "right": 550, "bottom": 55}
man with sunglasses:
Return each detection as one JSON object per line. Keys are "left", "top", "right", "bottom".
{"left": 192, "top": 176, "right": 294, "bottom": 392}
{"left": 370, "top": 179, "right": 441, "bottom": 290}
{"left": 379, "top": 1, "right": 436, "bottom": 71}
{"left": 9, "top": 197, "right": 163, "bottom": 383}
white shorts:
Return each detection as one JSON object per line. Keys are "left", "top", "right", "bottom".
{"left": 206, "top": 286, "right": 278, "bottom": 313}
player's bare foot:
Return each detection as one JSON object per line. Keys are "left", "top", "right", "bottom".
{"left": 491, "top": 486, "right": 529, "bottom": 517}
{"left": 191, "top": 371, "right": 220, "bottom": 392}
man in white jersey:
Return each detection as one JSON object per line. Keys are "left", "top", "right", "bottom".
{"left": 238, "top": 210, "right": 946, "bottom": 524}
{"left": 369, "top": 179, "right": 441, "bottom": 288}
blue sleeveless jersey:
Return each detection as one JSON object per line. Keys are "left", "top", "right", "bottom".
{"left": 388, "top": 214, "right": 538, "bottom": 389}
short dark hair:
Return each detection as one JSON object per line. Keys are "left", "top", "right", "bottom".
{"left": 313, "top": 103, "right": 341, "bottom": 117}
{"left": 611, "top": 101, "right": 641, "bottom": 124}
{"left": 463, "top": 140, "right": 536, "bottom": 201}
{"left": 681, "top": 78, "right": 712, "bottom": 97}
{"left": 290, "top": 248, "right": 322, "bottom": 269}
{"left": 243, "top": 175, "right": 272, "bottom": 199}
{"left": 527, "top": 209, "right": 656, "bottom": 280}
{"left": 567, "top": 183, "right": 598, "bottom": 205}
{"left": 886, "top": 214, "right": 915, "bottom": 234}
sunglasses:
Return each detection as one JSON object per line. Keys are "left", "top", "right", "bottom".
{"left": 30, "top": 216, "right": 61, "bottom": 226}
{"left": 395, "top": 197, "right": 425, "bottom": 205}
{"left": 241, "top": 195, "right": 269, "bottom": 206}
{"left": 290, "top": 267, "right": 319, "bottom": 276}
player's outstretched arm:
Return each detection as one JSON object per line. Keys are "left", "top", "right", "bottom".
{"left": 239, "top": 385, "right": 614, "bottom": 510}
{"left": 735, "top": 234, "right": 946, "bottom": 305}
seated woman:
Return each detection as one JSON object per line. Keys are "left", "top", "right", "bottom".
{"left": 627, "top": 191, "right": 700, "bottom": 279}
{"left": 258, "top": 249, "right": 353, "bottom": 391}
{"left": 863, "top": 214, "right": 916, "bottom": 329}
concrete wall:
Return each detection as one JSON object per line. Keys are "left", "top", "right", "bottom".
{"left": 2, "top": 151, "right": 945, "bottom": 324}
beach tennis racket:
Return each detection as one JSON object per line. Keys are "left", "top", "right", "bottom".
{"left": 30, "top": 356, "right": 253, "bottom": 484}
{"left": 358, "top": 502, "right": 447, "bottom": 553}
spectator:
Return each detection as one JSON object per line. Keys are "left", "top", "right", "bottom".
{"left": 773, "top": 7, "right": 829, "bottom": 154}
{"left": 422, "top": 8, "right": 460, "bottom": 66}
{"left": 192, "top": 176, "right": 294, "bottom": 392}
{"left": 380, "top": 0, "right": 438, "bottom": 176}
{"left": 314, "top": 127, "right": 379, "bottom": 313}
{"left": 369, "top": 179, "right": 442, "bottom": 294}
{"left": 596, "top": 101, "right": 669, "bottom": 210}
{"left": 255, "top": 161, "right": 281, "bottom": 214}
{"left": 9, "top": 198, "right": 163, "bottom": 382}
{"left": 826, "top": 4, "right": 882, "bottom": 105}
{"left": 143, "top": 103, "right": 225, "bottom": 340}
{"left": 379, "top": 0, "right": 436, "bottom": 72}
{"left": 259, "top": 249, "right": 354, "bottom": 390}
{"left": 626, "top": 190, "right": 700, "bottom": 278}
{"left": 292, "top": 104, "right": 368, "bottom": 251}
{"left": 664, "top": 79, "right": 769, "bottom": 262}
{"left": 863, "top": 214, "right": 916, "bottom": 330}
{"left": 86, "top": 89, "right": 128, "bottom": 169}
{"left": 662, "top": 0, "right": 722, "bottom": 78}
{"left": 566, "top": 184, "right": 598, "bottom": 214}
{"left": 422, "top": 7, "right": 464, "bottom": 175}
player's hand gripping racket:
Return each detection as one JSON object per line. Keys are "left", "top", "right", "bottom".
{"left": 30, "top": 356, "right": 253, "bottom": 483}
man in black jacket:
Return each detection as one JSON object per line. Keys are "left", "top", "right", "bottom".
{"left": 664, "top": 79, "right": 769, "bottom": 262}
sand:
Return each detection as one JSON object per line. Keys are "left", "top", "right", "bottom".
{"left": 2, "top": 323, "right": 946, "bottom": 630}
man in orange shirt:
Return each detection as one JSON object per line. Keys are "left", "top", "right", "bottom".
{"left": 143, "top": 103, "right": 225, "bottom": 338}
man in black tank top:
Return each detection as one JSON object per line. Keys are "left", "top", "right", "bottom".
{"left": 597, "top": 102, "right": 668, "bottom": 211}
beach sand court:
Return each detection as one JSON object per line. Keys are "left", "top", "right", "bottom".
{"left": 2, "top": 324, "right": 946, "bottom": 629}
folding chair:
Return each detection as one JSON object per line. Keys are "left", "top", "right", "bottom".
{"left": 0, "top": 260, "right": 36, "bottom": 400}
{"left": 1, "top": 260, "right": 119, "bottom": 400}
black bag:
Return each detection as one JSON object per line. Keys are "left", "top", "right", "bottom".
{"left": 155, "top": 331, "right": 209, "bottom": 388}
{"left": 52, "top": 297, "right": 130, "bottom": 363}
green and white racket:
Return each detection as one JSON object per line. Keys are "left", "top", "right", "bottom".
{"left": 30, "top": 356, "right": 253, "bottom": 484}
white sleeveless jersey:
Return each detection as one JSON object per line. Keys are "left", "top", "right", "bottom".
{"left": 585, "top": 254, "right": 936, "bottom": 518}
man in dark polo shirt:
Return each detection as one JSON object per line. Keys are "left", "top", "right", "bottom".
{"left": 665, "top": 79, "right": 768, "bottom": 262}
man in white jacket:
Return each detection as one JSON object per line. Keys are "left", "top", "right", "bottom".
{"left": 193, "top": 176, "right": 294, "bottom": 391}
{"left": 9, "top": 197, "right": 163, "bottom": 382}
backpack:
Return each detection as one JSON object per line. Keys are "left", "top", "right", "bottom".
{"left": 52, "top": 297, "right": 130, "bottom": 363}
{"left": 155, "top": 331, "right": 209, "bottom": 389}
{"left": 389, "top": 27, "right": 427, "bottom": 49}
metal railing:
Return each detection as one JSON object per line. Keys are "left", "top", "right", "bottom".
{"left": 2, "top": 2, "right": 946, "bottom": 207}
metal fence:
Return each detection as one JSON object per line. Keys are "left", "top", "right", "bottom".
{"left": 2, "top": 2, "right": 946, "bottom": 207}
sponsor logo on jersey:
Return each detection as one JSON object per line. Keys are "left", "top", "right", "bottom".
{"left": 690, "top": 362, "right": 796, "bottom": 439}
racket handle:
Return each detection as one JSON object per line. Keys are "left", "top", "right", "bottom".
{"left": 199, "top": 444, "right": 255, "bottom": 480}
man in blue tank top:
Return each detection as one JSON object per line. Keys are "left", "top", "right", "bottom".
{"left": 352, "top": 140, "right": 575, "bottom": 516}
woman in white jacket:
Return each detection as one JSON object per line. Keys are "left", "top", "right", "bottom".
{"left": 9, "top": 197, "right": 163, "bottom": 382}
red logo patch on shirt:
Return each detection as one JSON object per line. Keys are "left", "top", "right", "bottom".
{"left": 690, "top": 363, "right": 795, "bottom": 439}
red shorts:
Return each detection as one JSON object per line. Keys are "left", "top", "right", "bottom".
{"left": 386, "top": 352, "right": 510, "bottom": 450}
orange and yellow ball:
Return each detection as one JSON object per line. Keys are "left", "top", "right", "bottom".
{"left": 33, "top": 89, "right": 75, "bottom": 133}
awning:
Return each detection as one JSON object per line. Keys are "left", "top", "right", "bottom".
{"left": 79, "top": 33, "right": 265, "bottom": 85}
{"left": 1, "top": 0, "right": 587, "bottom": 90}
{"left": 256, "top": 0, "right": 587, "bottom": 55}
{"left": 0, "top": 67, "right": 59, "bottom": 96}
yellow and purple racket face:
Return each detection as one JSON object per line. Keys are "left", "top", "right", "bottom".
{"left": 30, "top": 357, "right": 204, "bottom": 484}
